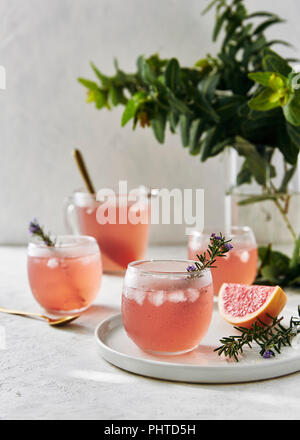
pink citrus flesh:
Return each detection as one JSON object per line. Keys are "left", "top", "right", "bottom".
{"left": 218, "top": 283, "right": 287, "bottom": 328}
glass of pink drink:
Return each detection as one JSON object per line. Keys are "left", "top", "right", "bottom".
{"left": 28, "top": 236, "right": 102, "bottom": 314}
{"left": 65, "top": 191, "right": 150, "bottom": 274}
{"left": 122, "top": 260, "right": 214, "bottom": 355}
{"left": 188, "top": 226, "right": 258, "bottom": 295}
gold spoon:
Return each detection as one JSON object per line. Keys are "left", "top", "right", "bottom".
{"left": 73, "top": 148, "right": 96, "bottom": 195}
{"left": 0, "top": 306, "right": 79, "bottom": 327}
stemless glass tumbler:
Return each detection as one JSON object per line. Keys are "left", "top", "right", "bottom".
{"left": 188, "top": 226, "right": 258, "bottom": 294}
{"left": 28, "top": 236, "right": 102, "bottom": 314}
{"left": 64, "top": 190, "right": 150, "bottom": 273}
{"left": 122, "top": 260, "right": 214, "bottom": 355}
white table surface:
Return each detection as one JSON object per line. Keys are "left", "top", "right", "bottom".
{"left": 0, "top": 245, "right": 300, "bottom": 420}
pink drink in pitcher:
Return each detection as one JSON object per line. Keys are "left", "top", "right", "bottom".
{"left": 122, "top": 260, "right": 214, "bottom": 355}
{"left": 188, "top": 227, "right": 258, "bottom": 294}
{"left": 28, "top": 236, "right": 102, "bottom": 314}
{"left": 66, "top": 191, "right": 150, "bottom": 273}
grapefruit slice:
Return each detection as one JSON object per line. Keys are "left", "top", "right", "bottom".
{"left": 218, "top": 283, "right": 287, "bottom": 328}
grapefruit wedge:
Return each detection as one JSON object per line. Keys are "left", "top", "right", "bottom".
{"left": 218, "top": 283, "right": 287, "bottom": 328}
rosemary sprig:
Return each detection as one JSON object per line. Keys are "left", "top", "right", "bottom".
{"left": 214, "top": 307, "right": 300, "bottom": 362}
{"left": 187, "top": 233, "right": 233, "bottom": 277}
{"left": 29, "top": 219, "right": 56, "bottom": 247}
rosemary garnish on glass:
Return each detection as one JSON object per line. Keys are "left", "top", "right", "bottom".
{"left": 215, "top": 307, "right": 300, "bottom": 362}
{"left": 29, "top": 219, "right": 56, "bottom": 247}
{"left": 187, "top": 233, "right": 233, "bottom": 277}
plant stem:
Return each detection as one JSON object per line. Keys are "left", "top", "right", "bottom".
{"left": 268, "top": 181, "right": 297, "bottom": 242}
{"left": 272, "top": 194, "right": 297, "bottom": 242}
{"left": 275, "top": 200, "right": 297, "bottom": 241}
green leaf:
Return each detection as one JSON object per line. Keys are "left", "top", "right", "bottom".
{"left": 258, "top": 245, "right": 272, "bottom": 264}
{"left": 248, "top": 72, "right": 272, "bottom": 88}
{"left": 276, "top": 123, "right": 299, "bottom": 165}
{"left": 242, "top": 36, "right": 267, "bottom": 64}
{"left": 248, "top": 72, "right": 287, "bottom": 89}
{"left": 290, "top": 235, "right": 300, "bottom": 269}
{"left": 137, "top": 56, "right": 163, "bottom": 87}
{"left": 194, "top": 58, "right": 214, "bottom": 75}
{"left": 109, "top": 86, "right": 127, "bottom": 107}
{"left": 213, "top": 9, "right": 228, "bottom": 42}
{"left": 209, "top": 138, "right": 234, "bottom": 157}
{"left": 179, "top": 115, "right": 191, "bottom": 147}
{"left": 146, "top": 54, "right": 168, "bottom": 73}
{"left": 121, "top": 92, "right": 148, "bottom": 127}
{"left": 236, "top": 160, "right": 252, "bottom": 185}
{"left": 137, "top": 55, "right": 146, "bottom": 79}
{"left": 151, "top": 111, "right": 166, "bottom": 144}
{"left": 286, "top": 58, "right": 300, "bottom": 64}
{"left": 239, "top": 108, "right": 283, "bottom": 145}
{"left": 256, "top": 245, "right": 300, "bottom": 286}
{"left": 189, "top": 119, "right": 205, "bottom": 155}
{"left": 78, "top": 78, "right": 99, "bottom": 90}
{"left": 234, "top": 138, "right": 276, "bottom": 185}
{"left": 269, "top": 251, "right": 291, "bottom": 273}
{"left": 237, "top": 194, "right": 277, "bottom": 206}
{"left": 261, "top": 265, "right": 280, "bottom": 284}
{"left": 258, "top": 247, "right": 290, "bottom": 283}
{"left": 168, "top": 111, "right": 179, "bottom": 134}
{"left": 219, "top": 52, "right": 235, "bottom": 69}
{"left": 288, "top": 275, "right": 300, "bottom": 286}
{"left": 167, "top": 90, "right": 193, "bottom": 116}
{"left": 262, "top": 49, "right": 292, "bottom": 77}
{"left": 278, "top": 166, "right": 297, "bottom": 193}
{"left": 196, "top": 86, "right": 220, "bottom": 123}
{"left": 235, "top": 3, "right": 247, "bottom": 21}
{"left": 246, "top": 12, "right": 277, "bottom": 19}
{"left": 223, "top": 68, "right": 253, "bottom": 95}
{"left": 165, "top": 58, "right": 180, "bottom": 91}
{"left": 200, "top": 127, "right": 218, "bottom": 161}
{"left": 85, "top": 88, "right": 108, "bottom": 109}
{"left": 248, "top": 88, "right": 282, "bottom": 111}
{"left": 283, "top": 93, "right": 300, "bottom": 126}
{"left": 198, "top": 73, "right": 220, "bottom": 100}
{"left": 95, "top": 90, "right": 108, "bottom": 109}
{"left": 253, "top": 18, "right": 285, "bottom": 35}
{"left": 215, "top": 96, "right": 246, "bottom": 120}
{"left": 202, "top": 0, "right": 218, "bottom": 15}
{"left": 90, "top": 63, "right": 111, "bottom": 87}
{"left": 86, "top": 90, "right": 95, "bottom": 103}
{"left": 286, "top": 122, "right": 300, "bottom": 148}
{"left": 266, "top": 40, "right": 293, "bottom": 49}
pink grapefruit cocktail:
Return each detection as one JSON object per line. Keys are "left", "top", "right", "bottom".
{"left": 66, "top": 191, "right": 150, "bottom": 273}
{"left": 188, "top": 227, "right": 258, "bottom": 294}
{"left": 28, "top": 236, "right": 102, "bottom": 314}
{"left": 122, "top": 260, "right": 214, "bottom": 355}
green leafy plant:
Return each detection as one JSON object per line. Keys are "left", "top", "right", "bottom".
{"left": 78, "top": 0, "right": 300, "bottom": 287}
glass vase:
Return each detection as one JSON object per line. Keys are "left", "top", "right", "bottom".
{"left": 225, "top": 149, "right": 300, "bottom": 249}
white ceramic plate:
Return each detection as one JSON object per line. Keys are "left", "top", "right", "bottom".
{"left": 95, "top": 306, "right": 300, "bottom": 383}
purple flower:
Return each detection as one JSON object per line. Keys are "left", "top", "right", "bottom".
{"left": 28, "top": 219, "right": 55, "bottom": 247}
{"left": 210, "top": 233, "right": 216, "bottom": 238}
{"left": 263, "top": 350, "right": 274, "bottom": 359}
{"left": 29, "top": 219, "right": 41, "bottom": 235}
{"left": 224, "top": 243, "right": 233, "bottom": 250}
{"left": 187, "top": 265, "right": 197, "bottom": 272}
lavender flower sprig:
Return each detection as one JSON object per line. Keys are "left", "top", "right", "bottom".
{"left": 29, "top": 219, "right": 56, "bottom": 247}
{"left": 187, "top": 232, "right": 233, "bottom": 277}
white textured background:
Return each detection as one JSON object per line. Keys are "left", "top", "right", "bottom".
{"left": 1, "top": 0, "right": 299, "bottom": 244}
